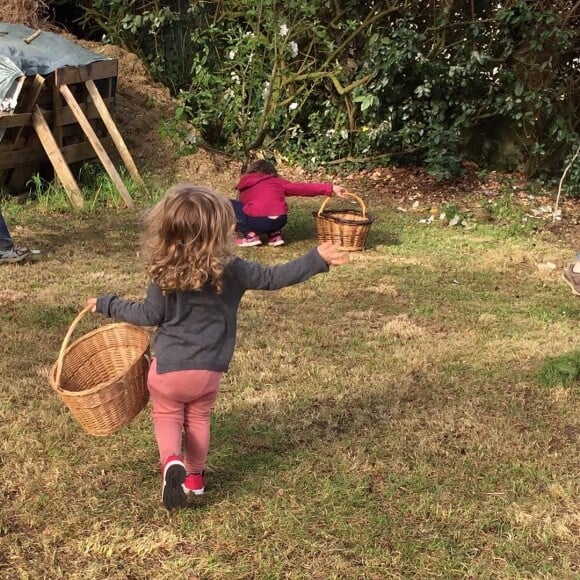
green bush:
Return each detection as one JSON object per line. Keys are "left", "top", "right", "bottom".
{"left": 76, "top": 0, "right": 579, "bottom": 188}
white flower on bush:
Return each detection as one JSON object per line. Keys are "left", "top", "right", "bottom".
{"left": 289, "top": 102, "right": 298, "bottom": 110}
{"left": 289, "top": 41, "right": 298, "bottom": 57}
{"left": 279, "top": 24, "right": 289, "bottom": 37}
{"left": 230, "top": 72, "right": 241, "bottom": 85}
{"left": 228, "top": 49, "right": 237, "bottom": 60}
{"left": 262, "top": 81, "right": 271, "bottom": 100}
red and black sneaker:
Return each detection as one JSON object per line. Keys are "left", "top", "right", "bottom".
{"left": 161, "top": 454, "right": 187, "bottom": 510}
{"left": 183, "top": 471, "right": 205, "bottom": 495}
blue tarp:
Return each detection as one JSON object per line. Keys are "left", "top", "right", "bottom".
{"left": 0, "top": 23, "right": 110, "bottom": 108}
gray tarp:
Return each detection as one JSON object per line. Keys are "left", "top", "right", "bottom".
{"left": 0, "top": 54, "right": 23, "bottom": 112}
{"left": 0, "top": 23, "right": 110, "bottom": 107}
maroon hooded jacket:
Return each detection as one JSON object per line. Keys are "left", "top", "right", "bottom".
{"left": 236, "top": 173, "right": 333, "bottom": 217}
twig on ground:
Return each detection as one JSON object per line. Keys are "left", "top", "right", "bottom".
{"left": 554, "top": 143, "right": 580, "bottom": 222}
{"left": 23, "top": 29, "right": 42, "bottom": 44}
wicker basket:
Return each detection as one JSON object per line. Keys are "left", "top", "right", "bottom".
{"left": 49, "top": 306, "right": 151, "bottom": 436}
{"left": 313, "top": 192, "right": 374, "bottom": 251}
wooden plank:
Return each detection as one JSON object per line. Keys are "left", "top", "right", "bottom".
{"left": 59, "top": 83, "right": 134, "bottom": 208}
{"left": 12, "top": 75, "right": 45, "bottom": 145}
{"left": 51, "top": 81, "right": 64, "bottom": 191}
{"left": 85, "top": 79, "right": 145, "bottom": 187}
{"left": 0, "top": 112, "right": 32, "bottom": 130}
{"left": 54, "top": 60, "right": 118, "bottom": 86}
{"left": 2, "top": 75, "right": 46, "bottom": 188}
{"left": 58, "top": 97, "right": 114, "bottom": 126}
{"left": 0, "top": 137, "right": 115, "bottom": 170}
{"left": 31, "top": 106, "right": 84, "bottom": 208}
{"left": 0, "top": 98, "right": 115, "bottom": 130}
{"left": 52, "top": 84, "right": 63, "bottom": 148}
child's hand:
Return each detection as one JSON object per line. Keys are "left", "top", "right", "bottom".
{"left": 332, "top": 185, "right": 349, "bottom": 198}
{"left": 317, "top": 241, "right": 349, "bottom": 266}
{"left": 86, "top": 298, "right": 97, "bottom": 313}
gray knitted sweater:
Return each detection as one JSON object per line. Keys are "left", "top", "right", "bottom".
{"left": 96, "top": 248, "right": 328, "bottom": 373}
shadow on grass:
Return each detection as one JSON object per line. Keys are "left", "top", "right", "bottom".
{"left": 189, "top": 354, "right": 577, "bottom": 506}
{"left": 17, "top": 209, "right": 141, "bottom": 256}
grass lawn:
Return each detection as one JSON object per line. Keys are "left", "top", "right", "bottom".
{"left": 0, "top": 183, "right": 578, "bottom": 579}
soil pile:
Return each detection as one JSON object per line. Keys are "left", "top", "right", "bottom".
{"left": 79, "top": 41, "right": 242, "bottom": 195}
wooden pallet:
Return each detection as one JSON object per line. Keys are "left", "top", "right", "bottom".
{"left": 0, "top": 59, "right": 144, "bottom": 208}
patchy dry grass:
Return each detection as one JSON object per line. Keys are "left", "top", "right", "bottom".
{"left": 0, "top": 188, "right": 579, "bottom": 579}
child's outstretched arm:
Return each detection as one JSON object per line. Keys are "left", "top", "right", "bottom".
{"left": 332, "top": 185, "right": 349, "bottom": 198}
{"left": 233, "top": 243, "right": 348, "bottom": 292}
{"left": 317, "top": 241, "right": 349, "bottom": 266}
{"left": 86, "top": 283, "right": 165, "bottom": 327}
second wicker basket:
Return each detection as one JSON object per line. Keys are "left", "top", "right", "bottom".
{"left": 313, "top": 191, "right": 374, "bottom": 251}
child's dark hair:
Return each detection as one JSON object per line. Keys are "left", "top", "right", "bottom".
{"left": 246, "top": 159, "right": 278, "bottom": 177}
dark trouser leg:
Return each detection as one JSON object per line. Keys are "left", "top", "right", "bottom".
{"left": 0, "top": 210, "right": 14, "bottom": 251}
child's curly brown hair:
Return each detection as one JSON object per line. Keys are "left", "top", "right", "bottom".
{"left": 245, "top": 159, "right": 279, "bottom": 176}
{"left": 142, "top": 183, "right": 236, "bottom": 293}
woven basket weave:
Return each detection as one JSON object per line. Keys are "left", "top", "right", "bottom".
{"left": 313, "top": 192, "right": 374, "bottom": 251}
{"left": 50, "top": 306, "right": 151, "bottom": 436}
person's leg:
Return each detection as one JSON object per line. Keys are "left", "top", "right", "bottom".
{"left": 562, "top": 251, "right": 580, "bottom": 296}
{"left": 266, "top": 216, "right": 288, "bottom": 246}
{"left": 0, "top": 208, "right": 40, "bottom": 264}
{"left": 231, "top": 200, "right": 262, "bottom": 246}
{"left": 148, "top": 360, "right": 187, "bottom": 463}
{"left": 230, "top": 200, "right": 252, "bottom": 236}
{"left": 182, "top": 371, "right": 222, "bottom": 474}
{"left": 0, "top": 209, "right": 14, "bottom": 251}
{"left": 148, "top": 359, "right": 188, "bottom": 509}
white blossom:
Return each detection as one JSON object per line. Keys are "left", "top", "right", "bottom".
{"left": 262, "top": 81, "right": 271, "bottom": 100}
{"left": 279, "top": 24, "right": 289, "bottom": 37}
{"left": 228, "top": 49, "right": 237, "bottom": 60}
{"left": 289, "top": 41, "right": 298, "bottom": 57}
{"left": 289, "top": 102, "right": 298, "bottom": 110}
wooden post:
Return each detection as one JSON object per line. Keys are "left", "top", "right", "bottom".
{"left": 4, "top": 75, "right": 46, "bottom": 190}
{"left": 59, "top": 83, "right": 134, "bottom": 209}
{"left": 31, "top": 106, "right": 84, "bottom": 208}
{"left": 84, "top": 79, "right": 146, "bottom": 187}
{"left": 12, "top": 75, "right": 45, "bottom": 145}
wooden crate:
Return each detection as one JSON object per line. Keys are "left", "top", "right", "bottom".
{"left": 0, "top": 59, "right": 142, "bottom": 207}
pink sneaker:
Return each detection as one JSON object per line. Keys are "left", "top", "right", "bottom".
{"left": 183, "top": 472, "right": 204, "bottom": 495}
{"left": 267, "top": 232, "right": 285, "bottom": 246}
{"left": 161, "top": 454, "right": 187, "bottom": 510}
{"left": 236, "top": 232, "right": 262, "bottom": 247}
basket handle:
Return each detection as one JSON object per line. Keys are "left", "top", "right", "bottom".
{"left": 318, "top": 191, "right": 367, "bottom": 218}
{"left": 55, "top": 305, "right": 93, "bottom": 388}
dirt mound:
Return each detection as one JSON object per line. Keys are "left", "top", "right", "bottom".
{"left": 0, "top": 0, "right": 49, "bottom": 29}
{"left": 0, "top": 0, "right": 241, "bottom": 193}
{"left": 77, "top": 41, "right": 242, "bottom": 194}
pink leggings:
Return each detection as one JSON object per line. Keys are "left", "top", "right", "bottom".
{"left": 147, "top": 358, "right": 222, "bottom": 473}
